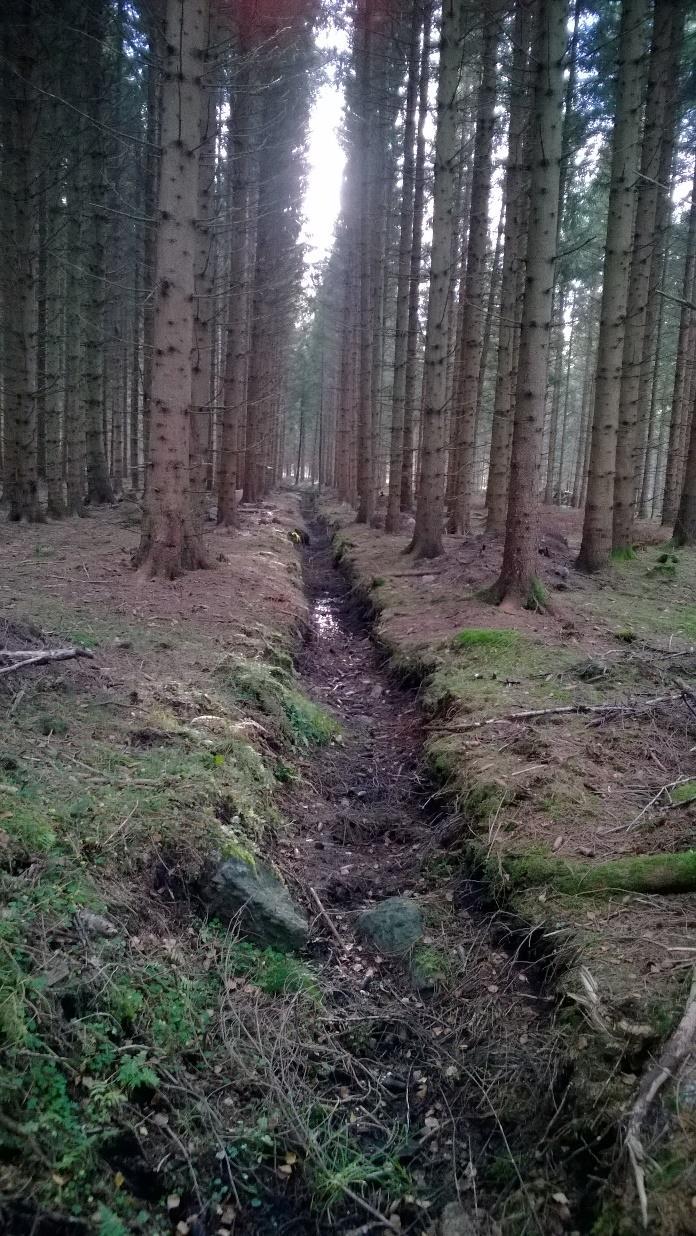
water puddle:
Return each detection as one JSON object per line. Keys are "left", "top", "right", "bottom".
{"left": 311, "top": 594, "right": 340, "bottom": 637}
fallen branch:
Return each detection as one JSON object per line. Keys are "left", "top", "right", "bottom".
{"left": 381, "top": 570, "right": 443, "bottom": 578}
{"left": 625, "top": 967, "right": 696, "bottom": 1227}
{"left": 0, "top": 647, "right": 93, "bottom": 676}
{"left": 625, "top": 776, "right": 696, "bottom": 831}
{"left": 309, "top": 886, "right": 345, "bottom": 951}
{"left": 427, "top": 692, "right": 681, "bottom": 732}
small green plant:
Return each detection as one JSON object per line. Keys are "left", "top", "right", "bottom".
{"left": 309, "top": 1126, "right": 410, "bottom": 1215}
{"left": 226, "top": 941, "right": 319, "bottom": 998}
{"left": 371, "top": 577, "right": 385, "bottom": 589}
{"left": 610, "top": 546, "right": 637, "bottom": 562}
{"left": 526, "top": 577, "right": 548, "bottom": 612}
{"left": 116, "top": 1052, "right": 159, "bottom": 1094}
{"left": 97, "top": 1209, "right": 130, "bottom": 1236}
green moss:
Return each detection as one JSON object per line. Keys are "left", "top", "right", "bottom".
{"left": 464, "top": 780, "right": 512, "bottom": 825}
{"left": 225, "top": 941, "right": 320, "bottom": 999}
{"left": 217, "top": 655, "right": 339, "bottom": 746}
{"left": 453, "top": 627, "right": 519, "bottom": 651}
{"left": 409, "top": 945, "right": 448, "bottom": 990}
{"left": 498, "top": 848, "right": 696, "bottom": 896}
{"left": 526, "top": 577, "right": 548, "bottom": 611}
{"left": 1, "top": 791, "right": 57, "bottom": 856}
{"left": 670, "top": 780, "right": 696, "bottom": 805}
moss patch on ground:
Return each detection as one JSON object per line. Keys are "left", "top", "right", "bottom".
{"left": 0, "top": 508, "right": 353, "bottom": 1234}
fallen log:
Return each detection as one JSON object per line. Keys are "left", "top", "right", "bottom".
{"left": 0, "top": 647, "right": 94, "bottom": 676}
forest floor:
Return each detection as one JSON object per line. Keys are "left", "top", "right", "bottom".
{"left": 1, "top": 491, "right": 695, "bottom": 1236}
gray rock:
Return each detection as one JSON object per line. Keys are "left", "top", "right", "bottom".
{"left": 357, "top": 897, "right": 423, "bottom": 956}
{"left": 202, "top": 858, "right": 308, "bottom": 952}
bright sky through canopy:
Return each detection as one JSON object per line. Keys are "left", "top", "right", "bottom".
{"left": 301, "top": 24, "right": 347, "bottom": 273}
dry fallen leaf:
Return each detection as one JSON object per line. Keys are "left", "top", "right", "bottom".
{"left": 167, "top": 1194, "right": 181, "bottom": 1211}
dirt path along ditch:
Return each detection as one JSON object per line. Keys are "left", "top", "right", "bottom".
{"left": 270, "top": 511, "right": 596, "bottom": 1236}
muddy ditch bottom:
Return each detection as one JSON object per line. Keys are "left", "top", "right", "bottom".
{"left": 263, "top": 513, "right": 600, "bottom": 1236}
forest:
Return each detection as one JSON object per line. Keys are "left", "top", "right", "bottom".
{"left": 2, "top": 0, "right": 696, "bottom": 1234}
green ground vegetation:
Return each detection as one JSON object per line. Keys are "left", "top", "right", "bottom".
{"left": 0, "top": 600, "right": 343, "bottom": 1231}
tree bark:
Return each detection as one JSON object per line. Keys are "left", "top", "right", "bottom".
{"left": 401, "top": 0, "right": 432, "bottom": 512}
{"left": 578, "top": 0, "right": 648, "bottom": 571}
{"left": 81, "top": 2, "right": 113, "bottom": 506}
{"left": 356, "top": 0, "right": 375, "bottom": 524}
{"left": 386, "top": 0, "right": 421, "bottom": 533}
{"left": 135, "top": 0, "right": 209, "bottom": 577}
{"left": 191, "top": 44, "right": 215, "bottom": 521}
{"left": 446, "top": 2, "right": 500, "bottom": 534}
{"left": 662, "top": 154, "right": 696, "bottom": 526}
{"left": 487, "top": 0, "right": 567, "bottom": 606}
{"left": 219, "top": 74, "right": 261, "bottom": 525}
{"left": 409, "top": 0, "right": 463, "bottom": 558}
{"left": 485, "top": 0, "right": 532, "bottom": 534}
{"left": 673, "top": 385, "right": 696, "bottom": 546}
{"left": 612, "top": 0, "right": 680, "bottom": 552}
{"left": 3, "top": 0, "right": 40, "bottom": 522}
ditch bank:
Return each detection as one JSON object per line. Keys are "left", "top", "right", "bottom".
{"left": 318, "top": 498, "right": 696, "bottom": 1235}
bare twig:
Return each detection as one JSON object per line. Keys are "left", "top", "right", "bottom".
{"left": 625, "top": 967, "right": 696, "bottom": 1227}
{"left": 427, "top": 692, "right": 681, "bottom": 732}
{"left": 309, "top": 886, "right": 345, "bottom": 950}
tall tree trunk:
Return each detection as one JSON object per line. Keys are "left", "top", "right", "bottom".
{"left": 662, "top": 155, "right": 696, "bottom": 526}
{"left": 487, "top": 0, "right": 567, "bottom": 606}
{"left": 81, "top": 2, "right": 113, "bottom": 506}
{"left": 446, "top": 2, "right": 500, "bottom": 534}
{"left": 401, "top": 0, "right": 432, "bottom": 512}
{"left": 191, "top": 43, "right": 215, "bottom": 521}
{"left": 3, "top": 0, "right": 40, "bottom": 522}
{"left": 673, "top": 384, "right": 696, "bottom": 546}
{"left": 612, "top": 0, "right": 680, "bottom": 552}
{"left": 409, "top": 0, "right": 463, "bottom": 558}
{"left": 485, "top": 0, "right": 532, "bottom": 534}
{"left": 141, "top": 11, "right": 161, "bottom": 485}
{"left": 386, "top": 0, "right": 421, "bottom": 533}
{"left": 219, "top": 75, "right": 261, "bottom": 525}
{"left": 543, "top": 284, "right": 566, "bottom": 504}
{"left": 356, "top": 0, "right": 375, "bottom": 524}
{"left": 556, "top": 289, "right": 577, "bottom": 500}
{"left": 571, "top": 298, "right": 598, "bottom": 508}
{"left": 577, "top": 0, "right": 648, "bottom": 571}
{"left": 64, "top": 123, "right": 85, "bottom": 516}
{"left": 135, "top": 0, "right": 209, "bottom": 577}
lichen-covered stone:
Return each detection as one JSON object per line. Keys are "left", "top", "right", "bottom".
{"left": 201, "top": 858, "right": 308, "bottom": 952}
{"left": 357, "top": 897, "right": 423, "bottom": 956}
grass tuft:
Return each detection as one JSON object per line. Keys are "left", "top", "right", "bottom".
{"left": 453, "top": 627, "right": 519, "bottom": 651}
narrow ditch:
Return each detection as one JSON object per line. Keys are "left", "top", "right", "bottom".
{"left": 269, "top": 510, "right": 600, "bottom": 1234}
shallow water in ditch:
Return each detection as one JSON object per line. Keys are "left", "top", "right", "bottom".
{"left": 255, "top": 514, "right": 575, "bottom": 1236}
